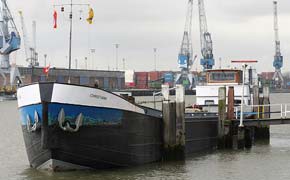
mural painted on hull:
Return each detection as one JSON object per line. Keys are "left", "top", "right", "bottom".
{"left": 19, "top": 104, "right": 43, "bottom": 125}
{"left": 19, "top": 103, "right": 123, "bottom": 126}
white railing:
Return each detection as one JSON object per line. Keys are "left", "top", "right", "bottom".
{"left": 285, "top": 104, "right": 290, "bottom": 118}
{"left": 234, "top": 103, "right": 290, "bottom": 120}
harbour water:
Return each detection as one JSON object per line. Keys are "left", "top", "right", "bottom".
{"left": 1, "top": 93, "right": 290, "bottom": 180}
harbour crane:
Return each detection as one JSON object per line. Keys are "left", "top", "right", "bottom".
{"left": 272, "top": 1, "right": 284, "bottom": 88}
{"left": 0, "top": 0, "right": 21, "bottom": 87}
{"left": 19, "top": 11, "right": 39, "bottom": 67}
{"left": 198, "top": 0, "right": 214, "bottom": 70}
{"left": 175, "top": 0, "right": 195, "bottom": 89}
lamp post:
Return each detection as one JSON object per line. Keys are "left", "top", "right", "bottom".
{"left": 85, "top": 57, "right": 88, "bottom": 70}
{"left": 122, "top": 58, "right": 125, "bottom": 71}
{"left": 44, "top": 54, "right": 47, "bottom": 67}
{"left": 90, "top": 48, "right": 95, "bottom": 70}
{"left": 240, "top": 63, "right": 248, "bottom": 127}
{"left": 75, "top": 58, "right": 78, "bottom": 69}
{"left": 115, "top": 44, "right": 119, "bottom": 71}
{"left": 153, "top": 48, "right": 157, "bottom": 71}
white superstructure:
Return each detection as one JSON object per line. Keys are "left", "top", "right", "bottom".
{"left": 196, "top": 69, "right": 257, "bottom": 106}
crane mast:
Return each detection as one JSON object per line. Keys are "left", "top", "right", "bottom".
{"left": 18, "top": 11, "right": 29, "bottom": 64}
{"left": 272, "top": 1, "right": 284, "bottom": 88}
{"left": 198, "top": 0, "right": 214, "bottom": 70}
{"left": 178, "top": 0, "right": 193, "bottom": 71}
{"left": 18, "top": 11, "right": 39, "bottom": 67}
{"left": 175, "top": 0, "right": 195, "bottom": 89}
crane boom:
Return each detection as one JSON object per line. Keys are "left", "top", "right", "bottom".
{"left": 198, "top": 0, "right": 214, "bottom": 70}
{"left": 272, "top": 1, "right": 284, "bottom": 88}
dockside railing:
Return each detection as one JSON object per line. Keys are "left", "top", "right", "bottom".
{"left": 234, "top": 103, "right": 290, "bottom": 120}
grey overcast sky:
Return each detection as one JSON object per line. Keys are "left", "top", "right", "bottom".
{"left": 6, "top": 0, "right": 290, "bottom": 72}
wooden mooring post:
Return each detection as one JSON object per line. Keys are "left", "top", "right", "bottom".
{"left": 219, "top": 86, "right": 253, "bottom": 150}
{"left": 218, "top": 87, "right": 226, "bottom": 148}
{"left": 255, "top": 86, "right": 270, "bottom": 141}
{"left": 162, "top": 84, "right": 185, "bottom": 160}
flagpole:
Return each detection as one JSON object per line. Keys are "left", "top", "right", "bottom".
{"left": 68, "top": 0, "right": 73, "bottom": 83}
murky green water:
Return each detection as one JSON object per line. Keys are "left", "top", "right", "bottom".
{"left": 1, "top": 94, "right": 290, "bottom": 180}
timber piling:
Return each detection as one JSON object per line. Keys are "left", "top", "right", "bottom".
{"left": 162, "top": 85, "right": 185, "bottom": 160}
{"left": 217, "top": 85, "right": 271, "bottom": 150}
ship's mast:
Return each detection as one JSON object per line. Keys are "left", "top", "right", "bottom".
{"left": 54, "top": 0, "right": 89, "bottom": 83}
{"left": 68, "top": 0, "right": 73, "bottom": 83}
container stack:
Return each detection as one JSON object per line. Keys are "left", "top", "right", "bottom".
{"left": 148, "top": 71, "right": 162, "bottom": 89}
{"left": 135, "top": 72, "right": 148, "bottom": 89}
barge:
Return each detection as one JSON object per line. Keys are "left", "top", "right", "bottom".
{"left": 17, "top": 82, "right": 218, "bottom": 171}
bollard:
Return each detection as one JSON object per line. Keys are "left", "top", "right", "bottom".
{"left": 218, "top": 87, "right": 226, "bottom": 148}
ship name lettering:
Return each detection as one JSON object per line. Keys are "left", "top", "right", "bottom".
{"left": 90, "top": 94, "right": 107, "bottom": 100}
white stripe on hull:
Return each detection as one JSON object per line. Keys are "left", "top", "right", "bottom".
{"left": 17, "top": 83, "right": 145, "bottom": 115}
{"left": 17, "top": 84, "right": 41, "bottom": 107}
{"left": 51, "top": 84, "right": 145, "bottom": 114}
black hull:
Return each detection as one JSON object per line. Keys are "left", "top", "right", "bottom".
{"left": 23, "top": 116, "right": 218, "bottom": 170}
{"left": 185, "top": 115, "right": 218, "bottom": 153}
{"left": 22, "top": 111, "right": 163, "bottom": 170}
{"left": 19, "top": 82, "right": 218, "bottom": 171}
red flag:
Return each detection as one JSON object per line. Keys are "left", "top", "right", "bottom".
{"left": 43, "top": 65, "right": 50, "bottom": 75}
{"left": 53, "top": 10, "right": 57, "bottom": 29}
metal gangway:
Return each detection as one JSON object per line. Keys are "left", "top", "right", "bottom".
{"left": 234, "top": 104, "right": 290, "bottom": 126}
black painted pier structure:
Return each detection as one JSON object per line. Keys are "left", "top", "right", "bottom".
{"left": 161, "top": 85, "right": 218, "bottom": 160}
{"left": 216, "top": 85, "right": 290, "bottom": 150}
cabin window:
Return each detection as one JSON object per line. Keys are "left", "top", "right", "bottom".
{"left": 205, "top": 100, "right": 214, "bottom": 105}
{"left": 209, "top": 72, "right": 236, "bottom": 82}
{"left": 234, "top": 99, "right": 241, "bottom": 105}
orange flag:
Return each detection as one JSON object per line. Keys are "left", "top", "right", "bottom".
{"left": 86, "top": 8, "right": 94, "bottom": 24}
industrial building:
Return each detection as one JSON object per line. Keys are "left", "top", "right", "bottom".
{"left": 0, "top": 67, "right": 125, "bottom": 94}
